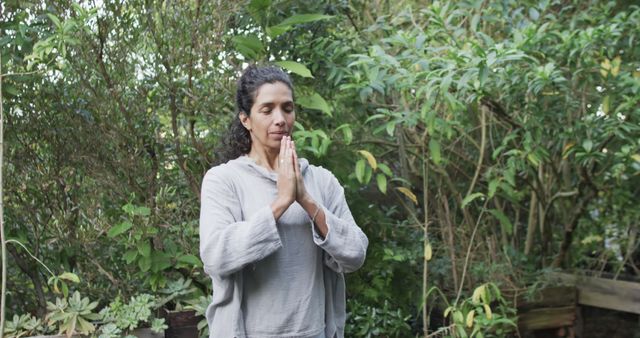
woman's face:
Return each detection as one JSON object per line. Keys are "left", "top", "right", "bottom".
{"left": 240, "top": 81, "right": 295, "bottom": 154}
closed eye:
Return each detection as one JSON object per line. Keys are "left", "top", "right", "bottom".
{"left": 283, "top": 103, "right": 295, "bottom": 112}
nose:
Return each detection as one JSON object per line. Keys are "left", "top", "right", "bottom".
{"left": 273, "top": 108, "right": 285, "bottom": 126}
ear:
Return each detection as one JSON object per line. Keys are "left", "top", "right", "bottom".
{"left": 239, "top": 112, "right": 251, "bottom": 131}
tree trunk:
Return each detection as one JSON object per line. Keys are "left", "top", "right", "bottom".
{"left": 552, "top": 190, "right": 594, "bottom": 268}
{"left": 524, "top": 190, "right": 538, "bottom": 255}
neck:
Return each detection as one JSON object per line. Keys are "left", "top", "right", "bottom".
{"left": 247, "top": 147, "right": 280, "bottom": 171}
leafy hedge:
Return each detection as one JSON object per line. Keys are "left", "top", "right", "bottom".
{"left": 2, "top": 0, "right": 639, "bottom": 337}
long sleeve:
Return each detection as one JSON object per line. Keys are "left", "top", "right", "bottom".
{"left": 199, "top": 168, "right": 282, "bottom": 278}
{"left": 311, "top": 170, "right": 368, "bottom": 273}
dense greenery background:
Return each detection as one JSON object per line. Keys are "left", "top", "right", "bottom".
{"left": 1, "top": 0, "right": 639, "bottom": 337}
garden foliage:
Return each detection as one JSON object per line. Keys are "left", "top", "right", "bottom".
{"left": 1, "top": 0, "right": 639, "bottom": 337}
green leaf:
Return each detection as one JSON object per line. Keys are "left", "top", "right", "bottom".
{"left": 58, "top": 272, "right": 80, "bottom": 283}
{"left": 248, "top": 0, "right": 271, "bottom": 23}
{"left": 386, "top": 121, "right": 396, "bottom": 136}
{"left": 265, "top": 25, "right": 290, "bottom": 38}
{"left": 488, "top": 209, "right": 513, "bottom": 235}
{"left": 378, "top": 163, "right": 393, "bottom": 177}
{"left": 319, "top": 138, "right": 331, "bottom": 155}
{"left": 249, "top": 0, "right": 271, "bottom": 12}
{"left": 461, "top": 192, "right": 484, "bottom": 208}
{"left": 61, "top": 282, "right": 69, "bottom": 299}
{"left": 529, "top": 7, "right": 540, "bottom": 20}
{"left": 355, "top": 159, "right": 366, "bottom": 183}
{"left": 233, "top": 34, "right": 263, "bottom": 59}
{"left": 504, "top": 165, "right": 516, "bottom": 187}
{"left": 279, "top": 14, "right": 333, "bottom": 26}
{"left": 151, "top": 252, "right": 172, "bottom": 272}
{"left": 139, "top": 242, "right": 151, "bottom": 257}
{"left": 602, "top": 95, "right": 610, "bottom": 114}
{"left": 122, "top": 203, "right": 136, "bottom": 215}
{"left": 124, "top": 250, "right": 138, "bottom": 264}
{"left": 471, "top": 13, "right": 480, "bottom": 31}
{"left": 488, "top": 179, "right": 499, "bottom": 198}
{"left": 376, "top": 174, "right": 387, "bottom": 194}
{"left": 76, "top": 317, "right": 95, "bottom": 334}
{"left": 582, "top": 139, "right": 593, "bottom": 152}
{"left": 364, "top": 165, "right": 372, "bottom": 184}
{"left": 527, "top": 152, "right": 540, "bottom": 167}
{"left": 138, "top": 255, "right": 152, "bottom": 272}
{"left": 479, "top": 62, "right": 489, "bottom": 87}
{"left": 297, "top": 93, "right": 332, "bottom": 116}
{"left": 267, "top": 14, "right": 333, "bottom": 38}
{"left": 457, "top": 325, "right": 468, "bottom": 338}
{"left": 46, "top": 13, "right": 62, "bottom": 29}
{"left": 107, "top": 221, "right": 132, "bottom": 238}
{"left": 134, "top": 206, "right": 151, "bottom": 216}
{"left": 275, "top": 61, "right": 313, "bottom": 78}
{"left": 453, "top": 310, "right": 464, "bottom": 324}
{"left": 365, "top": 113, "right": 386, "bottom": 124}
{"left": 3, "top": 84, "right": 19, "bottom": 96}
{"left": 177, "top": 254, "right": 202, "bottom": 267}
{"left": 336, "top": 124, "right": 353, "bottom": 145}
{"left": 429, "top": 139, "right": 442, "bottom": 165}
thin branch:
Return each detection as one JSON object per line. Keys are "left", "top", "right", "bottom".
{"left": 427, "top": 324, "right": 455, "bottom": 337}
{"left": 465, "top": 105, "right": 487, "bottom": 197}
{"left": 5, "top": 239, "right": 55, "bottom": 277}
{"left": 0, "top": 70, "right": 43, "bottom": 77}
{"left": 440, "top": 191, "right": 459, "bottom": 291}
{"left": 422, "top": 145, "right": 430, "bottom": 336}
{"left": 84, "top": 249, "right": 119, "bottom": 286}
{"left": 454, "top": 199, "right": 490, "bottom": 305}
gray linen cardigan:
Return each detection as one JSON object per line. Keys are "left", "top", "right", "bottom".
{"left": 199, "top": 156, "right": 369, "bottom": 338}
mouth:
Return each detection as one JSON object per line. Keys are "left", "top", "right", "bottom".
{"left": 270, "top": 131, "right": 289, "bottom": 136}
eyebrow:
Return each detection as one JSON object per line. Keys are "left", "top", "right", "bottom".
{"left": 257, "top": 101, "right": 294, "bottom": 108}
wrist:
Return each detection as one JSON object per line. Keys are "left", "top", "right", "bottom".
{"left": 299, "top": 195, "right": 316, "bottom": 210}
{"left": 271, "top": 197, "right": 292, "bottom": 220}
{"left": 275, "top": 196, "right": 293, "bottom": 209}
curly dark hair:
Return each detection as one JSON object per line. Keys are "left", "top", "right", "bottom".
{"left": 214, "top": 65, "right": 294, "bottom": 165}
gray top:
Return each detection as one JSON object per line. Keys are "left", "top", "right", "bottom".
{"left": 199, "top": 156, "right": 368, "bottom": 338}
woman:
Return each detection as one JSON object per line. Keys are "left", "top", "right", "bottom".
{"left": 199, "top": 65, "right": 368, "bottom": 338}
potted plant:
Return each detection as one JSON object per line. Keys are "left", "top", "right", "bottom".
{"left": 3, "top": 314, "right": 44, "bottom": 338}
{"left": 184, "top": 295, "right": 213, "bottom": 338}
{"left": 155, "top": 278, "right": 204, "bottom": 338}
{"left": 96, "top": 293, "right": 166, "bottom": 338}
{"left": 4, "top": 292, "right": 169, "bottom": 338}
